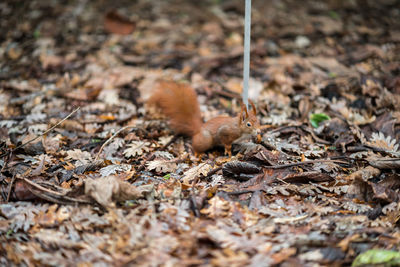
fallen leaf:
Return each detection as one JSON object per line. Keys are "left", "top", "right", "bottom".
{"left": 84, "top": 175, "right": 149, "bottom": 208}
{"left": 104, "top": 10, "right": 135, "bottom": 35}
{"left": 182, "top": 163, "right": 212, "bottom": 185}
{"left": 147, "top": 159, "right": 177, "bottom": 173}
{"left": 124, "top": 141, "right": 151, "bottom": 158}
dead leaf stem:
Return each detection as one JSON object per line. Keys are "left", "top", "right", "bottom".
{"left": 0, "top": 107, "right": 81, "bottom": 159}
{"left": 95, "top": 125, "right": 137, "bottom": 161}
{"left": 21, "top": 177, "right": 91, "bottom": 204}
{"left": 6, "top": 173, "right": 16, "bottom": 202}
{"left": 264, "top": 159, "right": 349, "bottom": 169}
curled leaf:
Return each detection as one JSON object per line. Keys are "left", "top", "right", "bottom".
{"left": 85, "top": 176, "right": 150, "bottom": 208}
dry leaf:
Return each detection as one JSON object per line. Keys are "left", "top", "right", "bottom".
{"left": 147, "top": 159, "right": 177, "bottom": 173}
{"left": 65, "top": 149, "right": 93, "bottom": 165}
{"left": 98, "top": 89, "right": 120, "bottom": 106}
{"left": 104, "top": 10, "right": 135, "bottom": 35}
{"left": 99, "top": 164, "right": 132, "bottom": 177}
{"left": 42, "top": 134, "right": 63, "bottom": 153}
{"left": 85, "top": 66, "right": 144, "bottom": 90}
{"left": 201, "top": 196, "right": 231, "bottom": 218}
{"left": 367, "top": 132, "right": 399, "bottom": 155}
{"left": 182, "top": 163, "right": 212, "bottom": 185}
{"left": 124, "top": 141, "right": 151, "bottom": 158}
{"left": 346, "top": 166, "right": 381, "bottom": 181}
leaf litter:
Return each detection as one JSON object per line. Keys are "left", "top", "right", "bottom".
{"left": 1, "top": 0, "right": 400, "bottom": 266}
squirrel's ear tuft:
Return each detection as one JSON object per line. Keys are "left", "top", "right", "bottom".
{"left": 249, "top": 100, "right": 257, "bottom": 116}
{"left": 239, "top": 103, "right": 248, "bottom": 125}
{"left": 241, "top": 103, "right": 249, "bottom": 117}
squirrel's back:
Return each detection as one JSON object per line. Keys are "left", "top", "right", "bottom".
{"left": 147, "top": 80, "right": 202, "bottom": 137}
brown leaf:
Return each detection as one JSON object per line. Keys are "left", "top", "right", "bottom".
{"left": 283, "top": 171, "right": 333, "bottom": 183}
{"left": 64, "top": 87, "right": 102, "bottom": 101}
{"left": 346, "top": 166, "right": 381, "bottom": 181}
{"left": 271, "top": 247, "right": 297, "bottom": 264}
{"left": 367, "top": 156, "right": 400, "bottom": 169}
{"left": 4, "top": 181, "right": 37, "bottom": 201}
{"left": 347, "top": 173, "right": 400, "bottom": 203}
{"left": 182, "top": 163, "right": 212, "bottom": 185}
{"left": 85, "top": 66, "right": 144, "bottom": 90}
{"left": 39, "top": 54, "right": 64, "bottom": 70}
{"left": 124, "top": 141, "right": 151, "bottom": 158}
{"left": 370, "top": 174, "right": 400, "bottom": 203}
{"left": 337, "top": 234, "right": 360, "bottom": 252}
{"left": 35, "top": 204, "right": 58, "bottom": 227}
{"left": 147, "top": 159, "right": 177, "bottom": 173}
{"left": 104, "top": 10, "right": 135, "bottom": 35}
{"left": 84, "top": 176, "right": 149, "bottom": 208}
{"left": 222, "top": 161, "right": 261, "bottom": 181}
{"left": 201, "top": 196, "right": 231, "bottom": 218}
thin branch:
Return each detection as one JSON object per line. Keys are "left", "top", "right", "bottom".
{"left": 21, "top": 177, "right": 91, "bottom": 204}
{"left": 95, "top": 125, "right": 137, "bottom": 161}
{"left": 264, "top": 159, "right": 349, "bottom": 169}
{"left": 21, "top": 178, "right": 68, "bottom": 197}
{"left": 6, "top": 173, "right": 16, "bottom": 202}
{"left": 0, "top": 107, "right": 80, "bottom": 159}
{"left": 205, "top": 166, "right": 222, "bottom": 179}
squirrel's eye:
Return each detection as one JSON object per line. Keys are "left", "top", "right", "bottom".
{"left": 246, "top": 122, "right": 252, "bottom": 127}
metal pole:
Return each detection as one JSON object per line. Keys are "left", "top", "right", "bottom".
{"left": 242, "top": 0, "right": 251, "bottom": 109}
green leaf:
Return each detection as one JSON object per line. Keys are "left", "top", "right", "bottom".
{"left": 328, "top": 10, "right": 339, "bottom": 20}
{"left": 124, "top": 200, "right": 136, "bottom": 207}
{"left": 33, "top": 29, "right": 41, "bottom": 39}
{"left": 352, "top": 249, "right": 400, "bottom": 267}
{"left": 310, "top": 113, "right": 331, "bottom": 128}
{"left": 6, "top": 228, "right": 13, "bottom": 237}
{"left": 163, "top": 173, "right": 171, "bottom": 180}
{"left": 328, "top": 72, "right": 337, "bottom": 78}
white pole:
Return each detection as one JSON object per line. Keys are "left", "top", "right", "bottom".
{"left": 242, "top": 0, "right": 251, "bottom": 109}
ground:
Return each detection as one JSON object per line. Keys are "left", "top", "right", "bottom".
{"left": 1, "top": 0, "right": 400, "bottom": 266}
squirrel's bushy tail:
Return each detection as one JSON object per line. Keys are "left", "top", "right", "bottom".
{"left": 147, "top": 80, "right": 203, "bottom": 137}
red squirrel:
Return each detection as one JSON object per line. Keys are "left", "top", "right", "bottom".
{"left": 147, "top": 80, "right": 260, "bottom": 155}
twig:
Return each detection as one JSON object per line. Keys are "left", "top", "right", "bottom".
{"left": 188, "top": 161, "right": 213, "bottom": 218}
{"left": 21, "top": 177, "right": 90, "bottom": 204}
{"left": 189, "top": 174, "right": 201, "bottom": 217}
{"left": 0, "top": 107, "right": 80, "bottom": 159}
{"left": 6, "top": 173, "right": 16, "bottom": 202}
{"left": 10, "top": 86, "right": 56, "bottom": 105}
{"left": 1, "top": 153, "right": 11, "bottom": 172}
{"left": 264, "top": 159, "right": 349, "bottom": 169}
{"left": 205, "top": 166, "right": 222, "bottom": 179}
{"left": 21, "top": 178, "right": 68, "bottom": 197}
{"left": 227, "top": 189, "right": 255, "bottom": 195}
{"left": 301, "top": 125, "right": 331, "bottom": 145}
{"left": 190, "top": 194, "right": 201, "bottom": 217}
{"left": 276, "top": 177, "right": 290, "bottom": 185}
{"left": 95, "top": 125, "right": 137, "bottom": 161}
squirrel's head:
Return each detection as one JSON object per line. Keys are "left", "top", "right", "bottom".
{"left": 239, "top": 100, "right": 260, "bottom": 136}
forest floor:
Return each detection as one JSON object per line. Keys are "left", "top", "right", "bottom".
{"left": 1, "top": 0, "right": 400, "bottom": 266}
